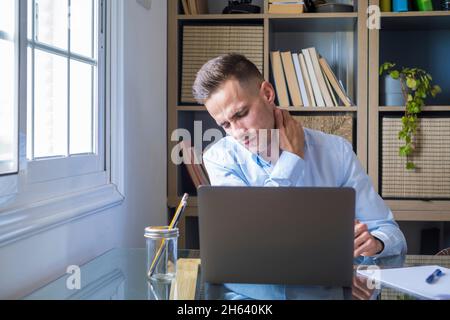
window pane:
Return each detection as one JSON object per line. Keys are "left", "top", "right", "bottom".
{"left": 70, "top": 60, "right": 93, "bottom": 154}
{"left": 34, "top": 50, "right": 68, "bottom": 158}
{"left": 71, "top": 0, "right": 96, "bottom": 58}
{"left": 0, "top": 38, "right": 18, "bottom": 174}
{"left": 27, "top": 47, "right": 33, "bottom": 159}
{"left": 0, "top": 0, "right": 15, "bottom": 34}
{"left": 35, "top": 0, "right": 68, "bottom": 50}
{"left": 28, "top": 0, "right": 32, "bottom": 39}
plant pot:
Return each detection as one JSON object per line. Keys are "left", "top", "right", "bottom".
{"left": 380, "top": 74, "right": 405, "bottom": 106}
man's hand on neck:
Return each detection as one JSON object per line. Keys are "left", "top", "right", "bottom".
{"left": 274, "top": 109, "right": 305, "bottom": 160}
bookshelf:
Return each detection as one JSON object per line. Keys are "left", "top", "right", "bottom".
{"left": 168, "top": 0, "right": 368, "bottom": 248}
{"left": 368, "top": 0, "right": 450, "bottom": 223}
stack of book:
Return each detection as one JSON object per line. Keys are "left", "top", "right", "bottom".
{"left": 268, "top": 1, "right": 305, "bottom": 14}
{"left": 180, "top": 141, "right": 210, "bottom": 189}
{"left": 270, "top": 48, "right": 353, "bottom": 108}
{"left": 181, "top": 0, "right": 209, "bottom": 15}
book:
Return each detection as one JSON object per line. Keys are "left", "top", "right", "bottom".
{"left": 281, "top": 51, "right": 303, "bottom": 107}
{"left": 319, "top": 57, "right": 353, "bottom": 107}
{"left": 181, "top": 141, "right": 210, "bottom": 188}
{"left": 302, "top": 49, "right": 325, "bottom": 107}
{"left": 181, "top": 0, "right": 190, "bottom": 15}
{"left": 270, "top": 51, "right": 290, "bottom": 107}
{"left": 196, "top": 0, "right": 209, "bottom": 14}
{"left": 322, "top": 62, "right": 338, "bottom": 107}
{"left": 292, "top": 53, "right": 309, "bottom": 107}
{"left": 268, "top": 1, "right": 305, "bottom": 14}
{"left": 307, "top": 47, "right": 334, "bottom": 107}
{"left": 196, "top": 160, "right": 211, "bottom": 187}
{"left": 188, "top": 0, "right": 198, "bottom": 15}
{"left": 299, "top": 53, "right": 316, "bottom": 107}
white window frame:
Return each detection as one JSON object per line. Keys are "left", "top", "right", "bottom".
{"left": 0, "top": 0, "right": 20, "bottom": 178}
{"left": 0, "top": 0, "right": 124, "bottom": 247}
{"left": 27, "top": 0, "right": 105, "bottom": 183}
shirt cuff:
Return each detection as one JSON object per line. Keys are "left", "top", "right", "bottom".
{"left": 269, "top": 151, "right": 305, "bottom": 186}
{"left": 369, "top": 230, "right": 391, "bottom": 259}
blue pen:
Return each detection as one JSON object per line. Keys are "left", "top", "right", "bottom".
{"left": 426, "top": 269, "right": 445, "bottom": 284}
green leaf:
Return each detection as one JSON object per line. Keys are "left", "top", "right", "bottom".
{"left": 407, "top": 94, "right": 413, "bottom": 102}
{"left": 399, "top": 145, "right": 412, "bottom": 157}
{"left": 380, "top": 62, "right": 395, "bottom": 75}
{"left": 406, "top": 162, "right": 416, "bottom": 170}
{"left": 405, "top": 135, "right": 412, "bottom": 144}
{"left": 406, "top": 78, "right": 417, "bottom": 90}
{"left": 401, "top": 116, "right": 408, "bottom": 125}
{"left": 390, "top": 70, "right": 400, "bottom": 80}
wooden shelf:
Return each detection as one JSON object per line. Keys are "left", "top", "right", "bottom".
{"left": 379, "top": 106, "right": 450, "bottom": 112}
{"left": 169, "top": 197, "right": 450, "bottom": 221}
{"left": 177, "top": 106, "right": 206, "bottom": 112}
{"left": 177, "top": 106, "right": 358, "bottom": 112}
{"left": 381, "top": 11, "right": 450, "bottom": 18}
{"left": 168, "top": 195, "right": 198, "bottom": 210}
{"left": 177, "top": 13, "right": 358, "bottom": 20}
{"left": 177, "top": 14, "right": 264, "bottom": 20}
{"left": 394, "top": 211, "right": 450, "bottom": 222}
{"left": 266, "top": 12, "right": 358, "bottom": 19}
{"left": 281, "top": 107, "right": 358, "bottom": 112}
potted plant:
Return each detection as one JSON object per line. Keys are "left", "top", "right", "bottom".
{"left": 380, "top": 62, "right": 442, "bottom": 170}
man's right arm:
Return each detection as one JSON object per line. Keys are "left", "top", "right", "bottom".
{"left": 203, "top": 150, "right": 305, "bottom": 187}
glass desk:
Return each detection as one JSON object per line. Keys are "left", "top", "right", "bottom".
{"left": 24, "top": 249, "right": 450, "bottom": 300}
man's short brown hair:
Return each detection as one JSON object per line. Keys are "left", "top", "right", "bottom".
{"left": 192, "top": 53, "right": 264, "bottom": 104}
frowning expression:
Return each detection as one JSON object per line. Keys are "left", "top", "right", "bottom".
{"left": 205, "top": 78, "right": 277, "bottom": 154}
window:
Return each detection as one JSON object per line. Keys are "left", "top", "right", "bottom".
{"left": 26, "top": 0, "right": 105, "bottom": 182}
{"left": 0, "top": 0, "right": 124, "bottom": 246}
{"left": 0, "top": 0, "right": 107, "bottom": 201}
{"left": 0, "top": 0, "right": 19, "bottom": 176}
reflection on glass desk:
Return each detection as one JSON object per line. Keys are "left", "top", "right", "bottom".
{"left": 24, "top": 249, "right": 450, "bottom": 300}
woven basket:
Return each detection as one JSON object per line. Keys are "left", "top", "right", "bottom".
{"left": 293, "top": 114, "right": 354, "bottom": 145}
{"left": 381, "top": 117, "right": 450, "bottom": 199}
{"left": 182, "top": 25, "right": 264, "bottom": 104}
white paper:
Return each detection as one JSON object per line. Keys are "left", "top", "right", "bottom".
{"left": 358, "top": 265, "right": 450, "bottom": 300}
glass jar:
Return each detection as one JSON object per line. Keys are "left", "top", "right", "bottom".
{"left": 145, "top": 226, "right": 179, "bottom": 282}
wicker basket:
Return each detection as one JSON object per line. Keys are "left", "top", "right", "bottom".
{"left": 182, "top": 25, "right": 264, "bottom": 104}
{"left": 381, "top": 117, "right": 450, "bottom": 199}
{"left": 293, "top": 114, "right": 354, "bottom": 145}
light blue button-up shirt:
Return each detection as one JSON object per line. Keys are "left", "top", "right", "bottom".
{"left": 203, "top": 128, "right": 407, "bottom": 300}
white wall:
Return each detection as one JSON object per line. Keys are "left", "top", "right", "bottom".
{"left": 0, "top": 206, "right": 121, "bottom": 299}
{"left": 0, "top": 0, "right": 167, "bottom": 299}
{"left": 120, "top": 0, "right": 167, "bottom": 248}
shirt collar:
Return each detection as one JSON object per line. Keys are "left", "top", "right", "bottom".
{"left": 230, "top": 128, "right": 309, "bottom": 169}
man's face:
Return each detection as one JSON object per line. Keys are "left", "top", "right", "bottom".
{"left": 205, "top": 78, "right": 276, "bottom": 154}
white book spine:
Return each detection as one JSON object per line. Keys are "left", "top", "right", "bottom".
{"left": 302, "top": 49, "right": 325, "bottom": 107}
{"left": 292, "top": 53, "right": 309, "bottom": 107}
{"left": 308, "top": 47, "right": 333, "bottom": 107}
{"left": 299, "top": 53, "right": 316, "bottom": 107}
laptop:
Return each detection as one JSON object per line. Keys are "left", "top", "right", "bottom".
{"left": 198, "top": 186, "right": 355, "bottom": 287}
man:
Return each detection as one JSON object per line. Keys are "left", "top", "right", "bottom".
{"left": 193, "top": 53, "right": 406, "bottom": 260}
